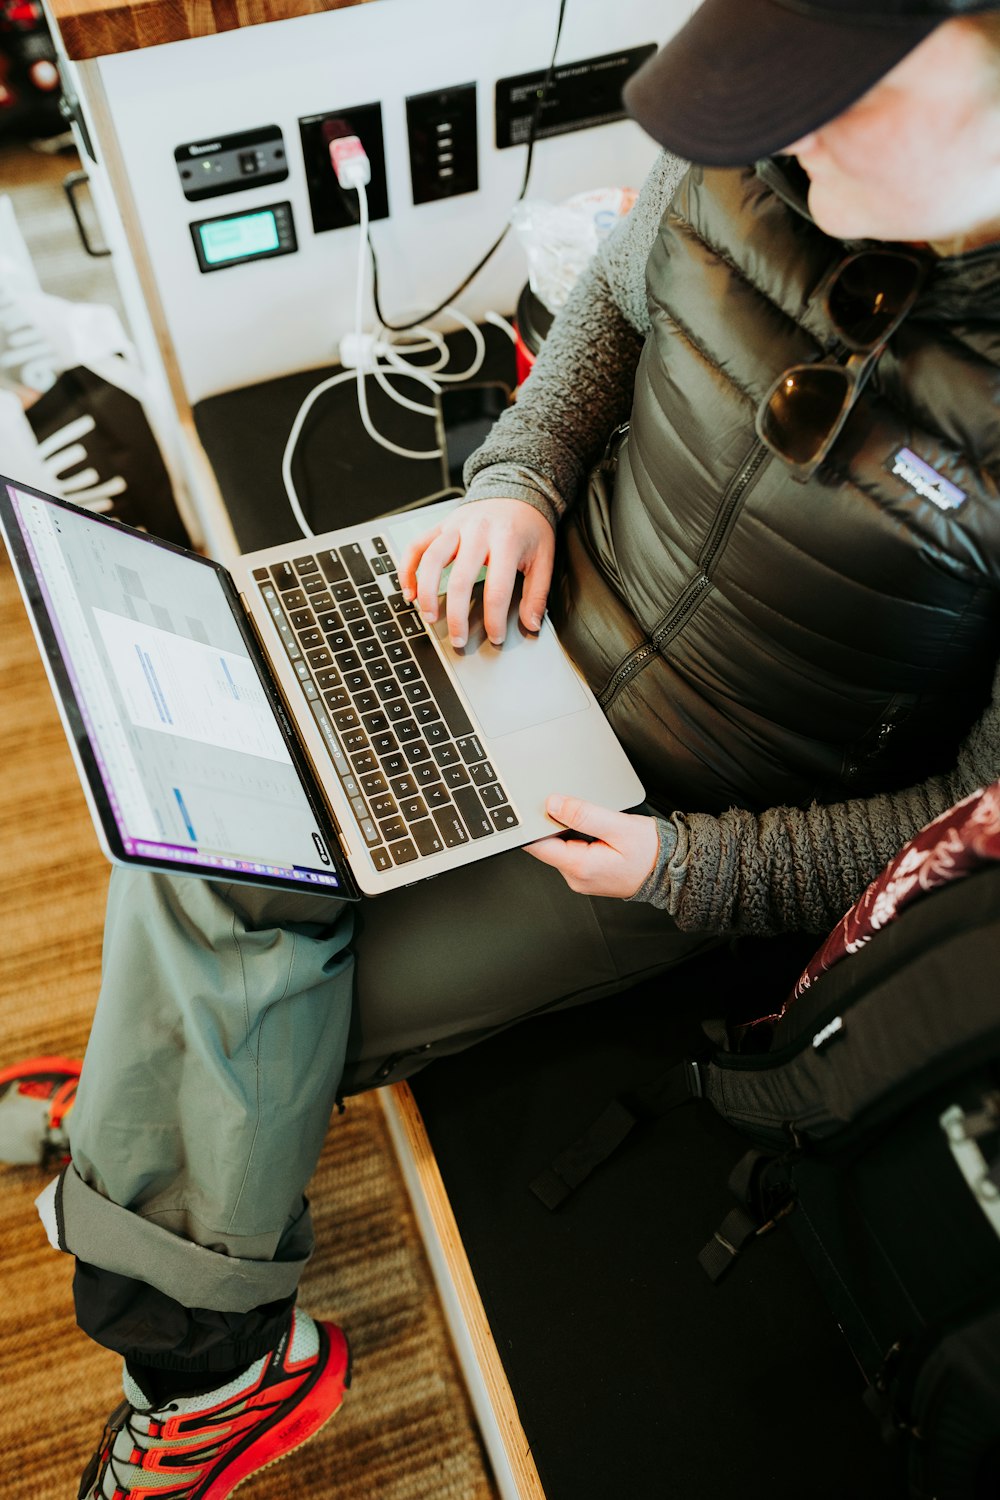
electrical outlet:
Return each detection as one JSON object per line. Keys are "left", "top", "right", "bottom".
{"left": 299, "top": 103, "right": 389, "bottom": 233}
{"left": 406, "top": 83, "right": 478, "bottom": 206}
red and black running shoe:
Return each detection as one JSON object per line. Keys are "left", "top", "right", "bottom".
{"left": 78, "top": 1309, "right": 351, "bottom": 1499}
{"left": 0, "top": 1054, "right": 81, "bottom": 1166}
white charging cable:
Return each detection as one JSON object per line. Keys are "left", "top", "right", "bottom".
{"left": 282, "top": 133, "right": 514, "bottom": 536}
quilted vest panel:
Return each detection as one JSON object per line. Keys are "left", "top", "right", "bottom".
{"left": 552, "top": 163, "right": 1000, "bottom": 815}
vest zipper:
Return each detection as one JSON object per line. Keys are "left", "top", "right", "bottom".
{"left": 598, "top": 441, "right": 770, "bottom": 712}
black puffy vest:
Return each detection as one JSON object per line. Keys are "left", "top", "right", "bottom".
{"left": 551, "top": 161, "right": 1000, "bottom": 816}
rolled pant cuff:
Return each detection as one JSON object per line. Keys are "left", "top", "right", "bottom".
{"left": 38, "top": 1164, "right": 311, "bottom": 1314}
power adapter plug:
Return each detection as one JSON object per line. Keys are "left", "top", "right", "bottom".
{"left": 339, "top": 331, "right": 379, "bottom": 370}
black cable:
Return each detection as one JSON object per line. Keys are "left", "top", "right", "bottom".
{"left": 369, "top": 0, "right": 568, "bottom": 334}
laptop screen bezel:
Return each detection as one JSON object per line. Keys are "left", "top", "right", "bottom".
{"left": 0, "top": 474, "right": 360, "bottom": 901}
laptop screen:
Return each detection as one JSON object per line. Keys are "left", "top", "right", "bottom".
{"left": 1, "top": 478, "right": 352, "bottom": 896}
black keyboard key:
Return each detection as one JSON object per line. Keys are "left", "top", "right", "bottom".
{"left": 282, "top": 588, "right": 307, "bottom": 611}
{"left": 372, "top": 732, "right": 398, "bottom": 757}
{"left": 371, "top": 554, "right": 391, "bottom": 575}
{"left": 362, "top": 710, "right": 390, "bottom": 735}
{"left": 399, "top": 795, "right": 427, "bottom": 821}
{"left": 344, "top": 669, "right": 370, "bottom": 693}
{"left": 294, "top": 555, "right": 319, "bottom": 574}
{"left": 425, "top": 721, "right": 449, "bottom": 745}
{"left": 319, "top": 549, "right": 348, "bottom": 585}
{"left": 315, "top": 667, "right": 341, "bottom": 691}
{"left": 298, "top": 628, "right": 323, "bottom": 650}
{"left": 379, "top": 815, "right": 408, "bottom": 844}
{"left": 354, "top": 690, "right": 380, "bottom": 715}
{"left": 376, "top": 679, "right": 402, "bottom": 703}
{"left": 400, "top": 615, "right": 426, "bottom": 639}
{"left": 480, "top": 783, "right": 509, "bottom": 809}
{"left": 343, "top": 729, "right": 369, "bottom": 754}
{"left": 373, "top": 535, "right": 389, "bottom": 554}
{"left": 271, "top": 561, "right": 298, "bottom": 591}
{"left": 432, "top": 807, "right": 469, "bottom": 848}
{"left": 404, "top": 741, "right": 432, "bottom": 765}
{"left": 290, "top": 608, "right": 315, "bottom": 630}
{"left": 370, "top": 848, "right": 393, "bottom": 872}
{"left": 409, "top": 635, "right": 474, "bottom": 738}
{"left": 382, "top": 751, "right": 407, "bottom": 778}
{"left": 390, "top": 773, "right": 419, "bottom": 800}
{"left": 396, "top": 719, "right": 421, "bottom": 743}
{"left": 389, "top": 838, "right": 418, "bottom": 866}
{"left": 370, "top": 793, "right": 397, "bottom": 820}
{"left": 343, "top": 542, "right": 374, "bottom": 586}
{"left": 470, "top": 760, "right": 498, "bottom": 788}
{"left": 310, "top": 591, "right": 334, "bottom": 612}
{"left": 413, "top": 702, "right": 441, "bottom": 726}
{"left": 325, "top": 628, "right": 351, "bottom": 653}
{"left": 324, "top": 687, "right": 350, "bottom": 711}
{"left": 358, "top": 640, "right": 384, "bottom": 663}
{"left": 443, "top": 763, "right": 471, "bottom": 789}
{"left": 424, "top": 784, "right": 451, "bottom": 810}
{"left": 491, "top": 806, "right": 519, "bottom": 831}
{"left": 404, "top": 682, "right": 432, "bottom": 706}
{"left": 316, "top": 611, "right": 342, "bottom": 632}
{"left": 388, "top": 592, "right": 412, "bottom": 615}
{"left": 377, "top": 622, "right": 402, "bottom": 645}
{"left": 414, "top": 763, "right": 440, "bottom": 789}
{"left": 253, "top": 567, "right": 269, "bottom": 581}
{"left": 333, "top": 708, "right": 360, "bottom": 732}
{"left": 335, "top": 649, "right": 362, "bottom": 673}
{"left": 350, "top": 619, "right": 375, "bottom": 642}
{"left": 332, "top": 582, "right": 356, "bottom": 604}
{"left": 411, "top": 818, "right": 444, "bottom": 857}
{"left": 302, "top": 574, "right": 327, "bottom": 595}
{"left": 362, "top": 772, "right": 390, "bottom": 799}
{"left": 352, "top": 749, "right": 378, "bottom": 775}
{"left": 457, "top": 735, "right": 486, "bottom": 764}
{"left": 453, "top": 784, "right": 494, "bottom": 840}
{"left": 369, "top": 603, "right": 392, "bottom": 624}
{"left": 369, "top": 658, "right": 393, "bottom": 681}
{"left": 306, "top": 647, "right": 334, "bottom": 670}
{"left": 433, "top": 742, "right": 460, "bottom": 767}
{"left": 397, "top": 661, "right": 420, "bottom": 684}
{"left": 386, "top": 701, "right": 412, "bottom": 725}
{"left": 341, "top": 600, "right": 365, "bottom": 622}
{"left": 359, "top": 583, "right": 382, "bottom": 605}
{"left": 386, "top": 642, "right": 411, "bottom": 665}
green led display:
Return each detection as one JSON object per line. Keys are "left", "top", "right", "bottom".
{"left": 199, "top": 211, "right": 280, "bottom": 266}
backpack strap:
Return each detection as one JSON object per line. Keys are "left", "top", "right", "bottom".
{"left": 529, "top": 1059, "right": 704, "bottom": 1210}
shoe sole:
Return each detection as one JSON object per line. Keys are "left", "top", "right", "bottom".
{"left": 203, "top": 1323, "right": 352, "bottom": 1500}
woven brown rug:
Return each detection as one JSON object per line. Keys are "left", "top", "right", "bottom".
{"left": 0, "top": 493, "right": 497, "bottom": 1496}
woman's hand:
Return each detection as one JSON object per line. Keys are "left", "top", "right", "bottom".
{"left": 525, "top": 795, "right": 659, "bottom": 899}
{"left": 397, "top": 498, "right": 555, "bottom": 648}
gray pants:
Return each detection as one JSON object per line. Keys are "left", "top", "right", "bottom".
{"left": 55, "top": 853, "right": 710, "bottom": 1318}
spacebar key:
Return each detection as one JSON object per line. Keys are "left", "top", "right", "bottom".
{"left": 408, "top": 634, "right": 473, "bottom": 738}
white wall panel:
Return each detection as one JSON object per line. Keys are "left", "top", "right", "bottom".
{"left": 96, "top": 0, "right": 695, "bottom": 403}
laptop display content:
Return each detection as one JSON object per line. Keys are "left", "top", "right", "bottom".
{"left": 0, "top": 477, "right": 355, "bottom": 897}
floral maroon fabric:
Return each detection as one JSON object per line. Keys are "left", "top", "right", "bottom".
{"left": 740, "top": 783, "right": 1000, "bottom": 1042}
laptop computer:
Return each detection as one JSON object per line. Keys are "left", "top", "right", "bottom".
{"left": 0, "top": 473, "right": 643, "bottom": 899}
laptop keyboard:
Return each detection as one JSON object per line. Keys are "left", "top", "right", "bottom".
{"left": 253, "top": 536, "right": 518, "bottom": 874}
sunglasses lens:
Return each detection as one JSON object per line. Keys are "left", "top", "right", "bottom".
{"left": 759, "top": 365, "right": 852, "bottom": 467}
{"left": 827, "top": 252, "right": 922, "bottom": 349}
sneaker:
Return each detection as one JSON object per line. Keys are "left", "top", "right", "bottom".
{"left": 0, "top": 1055, "right": 81, "bottom": 1167}
{"left": 78, "top": 1309, "right": 351, "bottom": 1499}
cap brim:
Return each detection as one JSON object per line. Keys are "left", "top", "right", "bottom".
{"left": 622, "top": 0, "right": 939, "bottom": 167}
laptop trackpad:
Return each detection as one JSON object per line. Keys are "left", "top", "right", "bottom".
{"left": 434, "top": 589, "right": 588, "bottom": 739}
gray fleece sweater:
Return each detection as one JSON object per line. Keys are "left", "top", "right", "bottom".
{"left": 462, "top": 153, "right": 1000, "bottom": 938}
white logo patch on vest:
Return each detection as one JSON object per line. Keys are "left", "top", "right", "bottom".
{"left": 889, "top": 446, "right": 966, "bottom": 512}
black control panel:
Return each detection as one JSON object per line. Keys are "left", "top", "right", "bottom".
{"left": 495, "top": 45, "right": 656, "bottom": 148}
{"left": 175, "top": 125, "right": 289, "bottom": 202}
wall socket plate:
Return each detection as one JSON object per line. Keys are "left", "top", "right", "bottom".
{"left": 299, "top": 102, "right": 390, "bottom": 233}
{"left": 406, "top": 82, "right": 478, "bottom": 206}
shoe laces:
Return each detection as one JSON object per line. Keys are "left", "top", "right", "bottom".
{"left": 78, "top": 1395, "right": 182, "bottom": 1499}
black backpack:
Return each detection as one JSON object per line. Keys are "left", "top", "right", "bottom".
{"left": 533, "top": 862, "right": 1000, "bottom": 1498}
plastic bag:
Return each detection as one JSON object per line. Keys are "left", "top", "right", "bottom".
{"left": 510, "top": 186, "right": 638, "bottom": 314}
{"left": 0, "top": 193, "right": 191, "bottom": 544}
